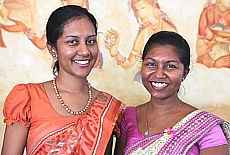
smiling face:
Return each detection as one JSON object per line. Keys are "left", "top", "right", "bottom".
{"left": 54, "top": 17, "right": 98, "bottom": 78}
{"left": 141, "top": 45, "right": 187, "bottom": 100}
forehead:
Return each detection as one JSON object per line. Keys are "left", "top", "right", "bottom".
{"left": 146, "top": 44, "right": 179, "bottom": 59}
{"left": 62, "top": 17, "right": 95, "bottom": 33}
{"left": 134, "top": 0, "right": 152, "bottom": 8}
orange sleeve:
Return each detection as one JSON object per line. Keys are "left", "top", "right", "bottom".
{"left": 3, "top": 84, "right": 31, "bottom": 127}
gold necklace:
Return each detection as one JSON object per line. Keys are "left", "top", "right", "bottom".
{"left": 52, "top": 77, "right": 92, "bottom": 115}
{"left": 144, "top": 101, "right": 182, "bottom": 137}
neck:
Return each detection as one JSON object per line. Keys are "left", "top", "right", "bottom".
{"left": 55, "top": 75, "right": 88, "bottom": 93}
{"left": 148, "top": 97, "right": 182, "bottom": 113}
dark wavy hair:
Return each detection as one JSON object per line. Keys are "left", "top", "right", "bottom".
{"left": 46, "top": 5, "right": 98, "bottom": 76}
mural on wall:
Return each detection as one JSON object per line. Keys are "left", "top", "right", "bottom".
{"left": 0, "top": 0, "right": 47, "bottom": 50}
{"left": 196, "top": 0, "right": 230, "bottom": 68}
{"left": 1, "top": 0, "right": 230, "bottom": 150}
{"left": 62, "top": 0, "right": 89, "bottom": 9}
{"left": 105, "top": 0, "right": 177, "bottom": 83}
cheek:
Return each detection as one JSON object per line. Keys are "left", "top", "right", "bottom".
{"left": 141, "top": 67, "right": 153, "bottom": 79}
{"left": 90, "top": 46, "right": 99, "bottom": 56}
{"left": 59, "top": 49, "right": 74, "bottom": 59}
{"left": 171, "top": 75, "right": 183, "bottom": 87}
{"left": 140, "top": 69, "right": 149, "bottom": 87}
{"left": 66, "top": 50, "right": 73, "bottom": 55}
{"left": 140, "top": 68, "right": 152, "bottom": 88}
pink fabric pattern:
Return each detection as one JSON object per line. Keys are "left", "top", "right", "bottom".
{"left": 121, "top": 106, "right": 230, "bottom": 155}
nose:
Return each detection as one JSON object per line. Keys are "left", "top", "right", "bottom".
{"left": 155, "top": 66, "right": 166, "bottom": 78}
{"left": 77, "top": 43, "right": 90, "bottom": 56}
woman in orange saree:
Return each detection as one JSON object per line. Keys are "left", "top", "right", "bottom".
{"left": 2, "top": 5, "right": 124, "bottom": 155}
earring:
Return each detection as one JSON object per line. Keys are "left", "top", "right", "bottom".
{"left": 52, "top": 54, "right": 57, "bottom": 58}
{"left": 51, "top": 49, "right": 57, "bottom": 58}
{"left": 182, "top": 77, "right": 185, "bottom": 81}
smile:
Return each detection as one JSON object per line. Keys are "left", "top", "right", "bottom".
{"left": 74, "top": 60, "right": 89, "bottom": 65}
{"left": 151, "top": 82, "right": 168, "bottom": 88}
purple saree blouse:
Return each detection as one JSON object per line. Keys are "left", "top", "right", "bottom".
{"left": 121, "top": 106, "right": 228, "bottom": 155}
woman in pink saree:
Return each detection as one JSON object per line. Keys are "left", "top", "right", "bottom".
{"left": 114, "top": 31, "right": 230, "bottom": 155}
{"left": 2, "top": 5, "right": 124, "bottom": 155}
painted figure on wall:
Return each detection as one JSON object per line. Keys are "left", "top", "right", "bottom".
{"left": 196, "top": 0, "right": 230, "bottom": 68}
{"left": 105, "top": 0, "right": 177, "bottom": 83}
{"left": 61, "top": 0, "right": 89, "bottom": 10}
{"left": 0, "top": 0, "right": 46, "bottom": 50}
{"left": 0, "top": 0, "right": 103, "bottom": 68}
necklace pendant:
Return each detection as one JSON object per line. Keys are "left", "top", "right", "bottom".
{"left": 144, "top": 131, "right": 149, "bottom": 137}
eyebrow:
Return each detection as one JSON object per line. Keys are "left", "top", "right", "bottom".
{"left": 65, "top": 34, "right": 97, "bottom": 39}
{"left": 145, "top": 58, "right": 180, "bottom": 63}
{"left": 167, "top": 60, "right": 180, "bottom": 63}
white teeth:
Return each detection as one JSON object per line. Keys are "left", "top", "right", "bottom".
{"left": 74, "top": 60, "right": 89, "bottom": 64}
{"left": 152, "top": 82, "right": 167, "bottom": 87}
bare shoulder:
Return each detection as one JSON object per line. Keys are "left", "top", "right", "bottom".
{"left": 91, "top": 87, "right": 104, "bottom": 100}
{"left": 179, "top": 102, "right": 199, "bottom": 115}
{"left": 183, "top": 102, "right": 198, "bottom": 110}
{"left": 91, "top": 86, "right": 100, "bottom": 94}
{"left": 42, "top": 80, "right": 53, "bottom": 89}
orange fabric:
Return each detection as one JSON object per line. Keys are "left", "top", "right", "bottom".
{"left": 3, "top": 83, "right": 124, "bottom": 155}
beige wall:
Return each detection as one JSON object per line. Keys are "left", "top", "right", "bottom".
{"left": 1, "top": 0, "right": 230, "bottom": 151}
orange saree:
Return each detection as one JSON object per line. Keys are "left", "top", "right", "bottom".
{"left": 3, "top": 83, "right": 124, "bottom": 155}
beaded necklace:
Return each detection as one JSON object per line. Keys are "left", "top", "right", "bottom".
{"left": 52, "top": 77, "right": 92, "bottom": 115}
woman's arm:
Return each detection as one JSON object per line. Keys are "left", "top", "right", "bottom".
{"left": 200, "top": 144, "right": 229, "bottom": 155}
{"left": 199, "top": 124, "right": 229, "bottom": 155}
{"left": 105, "top": 28, "right": 140, "bottom": 69}
{"left": 1, "top": 122, "right": 29, "bottom": 155}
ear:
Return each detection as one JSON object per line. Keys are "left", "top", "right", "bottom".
{"left": 182, "top": 68, "right": 190, "bottom": 81}
{"left": 47, "top": 43, "right": 57, "bottom": 59}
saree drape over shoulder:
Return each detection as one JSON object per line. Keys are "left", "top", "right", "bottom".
{"left": 3, "top": 83, "right": 124, "bottom": 155}
{"left": 122, "top": 107, "right": 230, "bottom": 155}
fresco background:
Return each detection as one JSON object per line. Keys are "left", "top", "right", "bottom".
{"left": 0, "top": 0, "right": 230, "bottom": 151}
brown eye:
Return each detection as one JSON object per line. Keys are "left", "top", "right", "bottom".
{"left": 144, "top": 61, "right": 156, "bottom": 67}
{"left": 165, "top": 64, "right": 176, "bottom": 69}
{"left": 67, "top": 40, "right": 78, "bottom": 45}
{"left": 86, "top": 39, "right": 97, "bottom": 45}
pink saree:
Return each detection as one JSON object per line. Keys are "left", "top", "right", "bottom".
{"left": 122, "top": 108, "right": 230, "bottom": 155}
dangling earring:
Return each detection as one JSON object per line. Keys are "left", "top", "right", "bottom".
{"left": 51, "top": 49, "right": 57, "bottom": 58}
{"left": 52, "top": 54, "right": 57, "bottom": 58}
